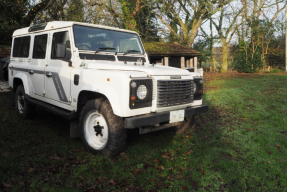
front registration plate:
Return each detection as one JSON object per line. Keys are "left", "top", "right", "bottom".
{"left": 169, "top": 110, "right": 185, "bottom": 123}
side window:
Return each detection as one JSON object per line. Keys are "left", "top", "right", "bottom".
{"left": 51, "top": 31, "right": 71, "bottom": 60}
{"left": 33, "top": 34, "right": 48, "bottom": 59}
{"left": 12, "top": 36, "right": 31, "bottom": 57}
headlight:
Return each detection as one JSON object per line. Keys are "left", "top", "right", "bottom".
{"left": 137, "top": 85, "right": 147, "bottom": 100}
{"left": 193, "top": 78, "right": 203, "bottom": 100}
{"left": 130, "top": 78, "right": 153, "bottom": 109}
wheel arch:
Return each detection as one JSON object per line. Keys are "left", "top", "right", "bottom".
{"left": 13, "top": 73, "right": 30, "bottom": 94}
{"left": 77, "top": 88, "right": 122, "bottom": 117}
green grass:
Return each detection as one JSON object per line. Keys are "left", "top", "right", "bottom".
{"left": 1, "top": 73, "right": 287, "bottom": 191}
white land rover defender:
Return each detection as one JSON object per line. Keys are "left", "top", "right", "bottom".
{"left": 9, "top": 21, "right": 208, "bottom": 157}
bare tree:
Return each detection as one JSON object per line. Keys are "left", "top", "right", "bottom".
{"left": 153, "top": 0, "right": 233, "bottom": 47}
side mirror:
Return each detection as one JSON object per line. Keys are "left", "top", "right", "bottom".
{"left": 56, "top": 43, "right": 66, "bottom": 58}
{"left": 146, "top": 51, "right": 150, "bottom": 62}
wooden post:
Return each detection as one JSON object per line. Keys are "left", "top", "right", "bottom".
{"left": 186, "top": 59, "right": 190, "bottom": 68}
{"left": 194, "top": 57, "right": 197, "bottom": 72}
{"left": 190, "top": 58, "right": 194, "bottom": 67}
{"left": 181, "top": 57, "right": 185, "bottom": 69}
{"left": 164, "top": 57, "right": 169, "bottom": 66}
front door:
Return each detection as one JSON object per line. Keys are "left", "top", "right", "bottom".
{"left": 45, "top": 30, "right": 72, "bottom": 103}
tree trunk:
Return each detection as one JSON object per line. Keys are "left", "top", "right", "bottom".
{"left": 188, "top": 20, "right": 203, "bottom": 47}
{"left": 221, "top": 38, "right": 228, "bottom": 73}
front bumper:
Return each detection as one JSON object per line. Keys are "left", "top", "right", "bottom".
{"left": 124, "top": 105, "right": 208, "bottom": 128}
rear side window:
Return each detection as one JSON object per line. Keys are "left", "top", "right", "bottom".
{"left": 33, "top": 34, "right": 48, "bottom": 59}
{"left": 51, "top": 31, "right": 71, "bottom": 60}
{"left": 12, "top": 36, "right": 31, "bottom": 57}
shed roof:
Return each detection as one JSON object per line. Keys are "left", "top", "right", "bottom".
{"left": 143, "top": 42, "right": 200, "bottom": 57}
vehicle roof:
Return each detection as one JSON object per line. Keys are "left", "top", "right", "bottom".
{"left": 12, "top": 21, "right": 138, "bottom": 37}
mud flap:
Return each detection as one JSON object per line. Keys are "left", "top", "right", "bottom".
{"left": 70, "top": 120, "right": 80, "bottom": 138}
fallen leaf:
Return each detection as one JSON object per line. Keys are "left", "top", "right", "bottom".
{"left": 51, "top": 156, "right": 61, "bottom": 160}
{"left": 268, "top": 161, "right": 271, "bottom": 164}
{"left": 280, "top": 159, "right": 284, "bottom": 162}
{"left": 181, "top": 168, "right": 185, "bottom": 171}
{"left": 267, "top": 151, "right": 272, "bottom": 155}
{"left": 120, "top": 152, "right": 126, "bottom": 156}
{"left": 276, "top": 144, "right": 281, "bottom": 150}
{"left": 185, "top": 150, "right": 194, "bottom": 155}
{"left": 153, "top": 159, "right": 159, "bottom": 163}
{"left": 182, "top": 185, "right": 187, "bottom": 190}
{"left": 161, "top": 166, "right": 164, "bottom": 170}
{"left": 134, "top": 169, "right": 139, "bottom": 174}
{"left": 3, "top": 183, "right": 12, "bottom": 188}
{"left": 202, "top": 170, "right": 206, "bottom": 176}
{"left": 162, "top": 155, "right": 169, "bottom": 159}
{"left": 188, "top": 168, "right": 193, "bottom": 172}
{"left": 28, "top": 168, "right": 34, "bottom": 173}
{"left": 109, "top": 179, "right": 117, "bottom": 185}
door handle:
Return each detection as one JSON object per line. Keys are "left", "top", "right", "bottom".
{"left": 29, "top": 70, "right": 34, "bottom": 74}
{"left": 46, "top": 72, "right": 52, "bottom": 77}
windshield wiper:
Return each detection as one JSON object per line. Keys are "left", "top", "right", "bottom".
{"left": 95, "top": 47, "right": 116, "bottom": 54}
{"left": 99, "top": 47, "right": 116, "bottom": 50}
{"left": 123, "top": 50, "right": 140, "bottom": 55}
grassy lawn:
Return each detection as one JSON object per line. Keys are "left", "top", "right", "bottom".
{"left": 1, "top": 72, "right": 287, "bottom": 191}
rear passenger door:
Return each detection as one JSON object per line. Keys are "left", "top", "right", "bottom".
{"left": 28, "top": 34, "right": 48, "bottom": 96}
{"left": 45, "top": 30, "right": 72, "bottom": 104}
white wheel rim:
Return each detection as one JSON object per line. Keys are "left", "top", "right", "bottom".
{"left": 84, "top": 111, "right": 109, "bottom": 150}
{"left": 18, "top": 95, "right": 25, "bottom": 114}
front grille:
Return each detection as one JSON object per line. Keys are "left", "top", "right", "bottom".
{"left": 157, "top": 80, "right": 194, "bottom": 107}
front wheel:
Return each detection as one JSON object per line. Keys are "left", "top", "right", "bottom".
{"left": 79, "top": 98, "right": 126, "bottom": 157}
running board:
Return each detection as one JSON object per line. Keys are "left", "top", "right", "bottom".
{"left": 24, "top": 94, "right": 76, "bottom": 120}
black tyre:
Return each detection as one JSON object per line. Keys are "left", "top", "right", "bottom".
{"left": 174, "top": 116, "right": 195, "bottom": 134}
{"left": 79, "top": 98, "right": 127, "bottom": 157}
{"left": 15, "top": 85, "right": 35, "bottom": 119}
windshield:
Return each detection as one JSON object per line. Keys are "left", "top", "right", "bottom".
{"left": 73, "top": 25, "right": 144, "bottom": 55}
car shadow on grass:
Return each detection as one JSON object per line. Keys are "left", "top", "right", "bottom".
{"left": 123, "top": 97, "right": 249, "bottom": 191}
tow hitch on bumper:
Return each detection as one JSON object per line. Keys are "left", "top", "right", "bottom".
{"left": 124, "top": 105, "right": 208, "bottom": 133}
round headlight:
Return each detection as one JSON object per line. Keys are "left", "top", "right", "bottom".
{"left": 137, "top": 85, "right": 147, "bottom": 100}
{"left": 193, "top": 82, "right": 197, "bottom": 93}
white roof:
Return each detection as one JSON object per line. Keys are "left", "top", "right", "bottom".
{"left": 13, "top": 21, "right": 138, "bottom": 37}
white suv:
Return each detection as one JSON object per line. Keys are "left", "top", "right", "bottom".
{"left": 9, "top": 21, "right": 208, "bottom": 157}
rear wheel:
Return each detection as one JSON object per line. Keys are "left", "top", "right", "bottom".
{"left": 15, "top": 85, "right": 35, "bottom": 119}
{"left": 79, "top": 98, "right": 126, "bottom": 157}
